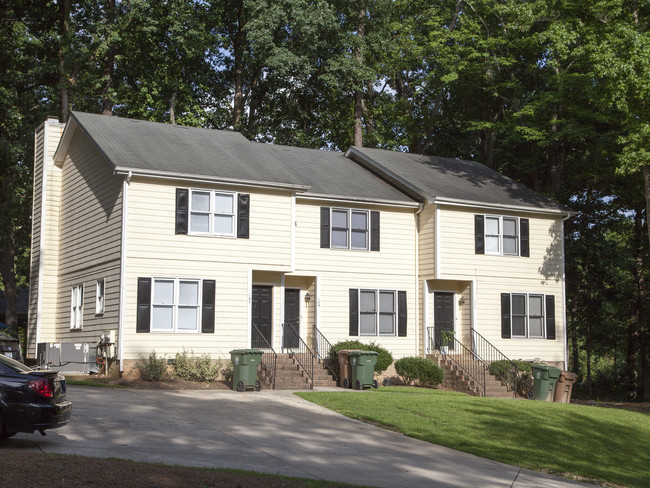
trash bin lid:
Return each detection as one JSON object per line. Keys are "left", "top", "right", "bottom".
{"left": 230, "top": 349, "right": 263, "bottom": 355}
{"left": 348, "top": 350, "right": 378, "bottom": 357}
{"left": 559, "top": 371, "right": 578, "bottom": 381}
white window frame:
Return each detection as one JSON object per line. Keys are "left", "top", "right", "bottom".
{"left": 485, "top": 215, "right": 519, "bottom": 256}
{"left": 189, "top": 189, "right": 237, "bottom": 237}
{"left": 151, "top": 277, "right": 201, "bottom": 333}
{"left": 510, "top": 292, "right": 545, "bottom": 339}
{"left": 359, "top": 289, "right": 396, "bottom": 337}
{"left": 70, "top": 284, "right": 83, "bottom": 329}
{"left": 331, "top": 208, "right": 369, "bottom": 251}
{"left": 96, "top": 279, "right": 105, "bottom": 315}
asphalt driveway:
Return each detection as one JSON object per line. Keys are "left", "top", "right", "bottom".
{"left": 4, "top": 386, "right": 588, "bottom": 488}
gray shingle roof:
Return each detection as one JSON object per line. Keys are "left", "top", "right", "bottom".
{"left": 347, "top": 147, "right": 569, "bottom": 213}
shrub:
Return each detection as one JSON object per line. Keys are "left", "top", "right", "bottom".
{"left": 173, "top": 349, "right": 219, "bottom": 382}
{"left": 220, "top": 360, "right": 233, "bottom": 384}
{"left": 330, "top": 340, "right": 394, "bottom": 374}
{"left": 394, "top": 357, "right": 443, "bottom": 387}
{"left": 489, "top": 360, "right": 533, "bottom": 396}
{"left": 137, "top": 351, "right": 168, "bottom": 382}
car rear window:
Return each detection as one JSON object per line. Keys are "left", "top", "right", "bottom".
{"left": 0, "top": 354, "right": 32, "bottom": 373}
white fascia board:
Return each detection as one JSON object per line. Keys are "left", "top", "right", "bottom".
{"left": 431, "top": 197, "right": 575, "bottom": 217}
{"left": 297, "top": 193, "right": 420, "bottom": 209}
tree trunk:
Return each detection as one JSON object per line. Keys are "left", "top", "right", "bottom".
{"left": 231, "top": 0, "right": 245, "bottom": 130}
{"left": 353, "top": 0, "right": 367, "bottom": 147}
{"left": 645, "top": 166, "right": 650, "bottom": 250}
{"left": 0, "top": 239, "right": 18, "bottom": 337}
{"left": 59, "top": 0, "right": 71, "bottom": 123}
{"left": 169, "top": 90, "right": 177, "bottom": 124}
{"left": 101, "top": 0, "right": 116, "bottom": 116}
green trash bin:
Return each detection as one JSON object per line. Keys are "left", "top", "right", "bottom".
{"left": 531, "top": 364, "right": 561, "bottom": 401}
{"left": 348, "top": 350, "right": 379, "bottom": 390}
{"left": 230, "top": 349, "right": 263, "bottom": 392}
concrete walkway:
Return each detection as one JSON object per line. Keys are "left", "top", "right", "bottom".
{"left": 6, "top": 387, "right": 589, "bottom": 488}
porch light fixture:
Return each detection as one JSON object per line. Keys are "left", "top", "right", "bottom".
{"left": 304, "top": 292, "right": 311, "bottom": 303}
{"left": 458, "top": 296, "right": 466, "bottom": 306}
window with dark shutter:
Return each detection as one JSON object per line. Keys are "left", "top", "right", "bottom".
{"left": 397, "top": 290, "right": 407, "bottom": 337}
{"left": 371, "top": 211, "right": 380, "bottom": 251}
{"left": 500, "top": 293, "right": 511, "bottom": 339}
{"left": 136, "top": 278, "right": 152, "bottom": 333}
{"left": 175, "top": 189, "right": 189, "bottom": 234}
{"left": 545, "top": 295, "right": 556, "bottom": 340}
{"left": 202, "top": 280, "right": 216, "bottom": 333}
{"left": 520, "top": 218, "right": 530, "bottom": 257}
{"left": 475, "top": 215, "right": 485, "bottom": 254}
{"left": 237, "top": 194, "right": 250, "bottom": 239}
{"left": 321, "top": 207, "right": 330, "bottom": 248}
{"left": 349, "top": 288, "right": 359, "bottom": 336}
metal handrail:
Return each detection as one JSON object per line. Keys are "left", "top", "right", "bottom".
{"left": 251, "top": 324, "right": 277, "bottom": 390}
{"left": 428, "top": 327, "right": 487, "bottom": 396}
{"left": 470, "top": 328, "right": 519, "bottom": 392}
{"left": 311, "top": 324, "right": 338, "bottom": 382}
{"left": 282, "top": 323, "right": 314, "bottom": 388}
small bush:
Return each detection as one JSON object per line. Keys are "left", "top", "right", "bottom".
{"left": 489, "top": 360, "right": 533, "bottom": 395}
{"left": 173, "top": 349, "right": 219, "bottom": 382}
{"left": 331, "top": 340, "right": 394, "bottom": 374}
{"left": 220, "top": 360, "right": 233, "bottom": 384}
{"left": 394, "top": 357, "right": 443, "bottom": 387}
{"left": 137, "top": 351, "right": 168, "bottom": 382}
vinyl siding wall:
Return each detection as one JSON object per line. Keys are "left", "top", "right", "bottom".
{"left": 122, "top": 180, "right": 293, "bottom": 360}
{"left": 436, "top": 205, "right": 566, "bottom": 362}
{"left": 55, "top": 132, "right": 123, "bottom": 344}
{"left": 27, "top": 119, "right": 65, "bottom": 358}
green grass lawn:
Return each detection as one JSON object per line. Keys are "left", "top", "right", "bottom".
{"left": 297, "top": 388, "right": 650, "bottom": 488}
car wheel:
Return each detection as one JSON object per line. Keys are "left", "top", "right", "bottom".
{"left": 0, "top": 415, "right": 16, "bottom": 440}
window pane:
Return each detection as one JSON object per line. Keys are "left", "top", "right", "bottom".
{"left": 486, "top": 236, "right": 500, "bottom": 253}
{"left": 179, "top": 281, "right": 198, "bottom": 305}
{"left": 379, "top": 292, "right": 394, "bottom": 313}
{"left": 351, "top": 230, "right": 367, "bottom": 249}
{"left": 360, "top": 314, "right": 376, "bottom": 335}
{"left": 486, "top": 217, "right": 500, "bottom": 235}
{"left": 332, "top": 210, "right": 348, "bottom": 228}
{"left": 192, "top": 191, "right": 210, "bottom": 212}
{"left": 178, "top": 307, "right": 198, "bottom": 330}
{"left": 529, "top": 317, "right": 543, "bottom": 337}
{"left": 213, "top": 214, "right": 233, "bottom": 234}
{"left": 529, "top": 295, "right": 543, "bottom": 316}
{"left": 154, "top": 280, "right": 174, "bottom": 304}
{"left": 214, "top": 193, "right": 234, "bottom": 214}
{"left": 512, "top": 316, "right": 526, "bottom": 336}
{"left": 379, "top": 314, "right": 395, "bottom": 335}
{"left": 152, "top": 306, "right": 173, "bottom": 330}
{"left": 503, "top": 218, "right": 517, "bottom": 236}
{"left": 351, "top": 212, "right": 367, "bottom": 231}
{"left": 512, "top": 294, "right": 526, "bottom": 314}
{"left": 503, "top": 236, "right": 517, "bottom": 255}
{"left": 191, "top": 213, "right": 210, "bottom": 233}
{"left": 332, "top": 229, "right": 348, "bottom": 247}
{"left": 360, "top": 291, "right": 376, "bottom": 312}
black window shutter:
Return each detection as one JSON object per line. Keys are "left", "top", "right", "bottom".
{"left": 321, "top": 207, "right": 330, "bottom": 248}
{"left": 136, "top": 278, "right": 151, "bottom": 333}
{"left": 475, "top": 215, "right": 485, "bottom": 254}
{"left": 237, "top": 194, "right": 250, "bottom": 239}
{"left": 501, "top": 293, "right": 511, "bottom": 339}
{"left": 545, "top": 295, "right": 556, "bottom": 340}
{"left": 370, "top": 211, "right": 380, "bottom": 251}
{"left": 397, "top": 290, "right": 407, "bottom": 337}
{"left": 520, "top": 218, "right": 530, "bottom": 257}
{"left": 175, "top": 189, "right": 188, "bottom": 234}
{"left": 202, "top": 280, "right": 216, "bottom": 333}
{"left": 349, "top": 289, "right": 359, "bottom": 336}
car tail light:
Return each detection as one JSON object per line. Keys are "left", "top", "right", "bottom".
{"left": 29, "top": 379, "right": 54, "bottom": 398}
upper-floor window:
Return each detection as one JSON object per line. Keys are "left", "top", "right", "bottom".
{"left": 321, "top": 207, "right": 380, "bottom": 251}
{"left": 70, "top": 284, "right": 83, "bottom": 329}
{"left": 175, "top": 188, "right": 249, "bottom": 239}
{"left": 475, "top": 215, "right": 529, "bottom": 257}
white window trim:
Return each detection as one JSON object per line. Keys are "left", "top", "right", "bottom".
{"left": 70, "top": 284, "right": 83, "bottom": 329}
{"left": 96, "top": 279, "right": 105, "bottom": 315}
{"left": 510, "top": 292, "right": 545, "bottom": 339}
{"left": 485, "top": 215, "right": 520, "bottom": 256}
{"left": 359, "top": 289, "right": 397, "bottom": 337}
{"left": 189, "top": 189, "right": 237, "bottom": 237}
{"left": 151, "top": 277, "right": 202, "bottom": 333}
{"left": 331, "top": 208, "right": 369, "bottom": 251}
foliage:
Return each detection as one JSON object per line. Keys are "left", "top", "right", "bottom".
{"left": 298, "top": 389, "right": 650, "bottom": 488}
{"left": 394, "top": 357, "right": 443, "bottom": 387}
{"left": 173, "top": 349, "right": 220, "bottom": 382}
{"left": 137, "top": 351, "right": 169, "bottom": 382}
{"left": 330, "top": 340, "right": 393, "bottom": 374}
{"left": 488, "top": 360, "right": 533, "bottom": 396}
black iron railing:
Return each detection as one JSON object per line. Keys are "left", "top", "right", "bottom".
{"left": 470, "top": 328, "right": 519, "bottom": 393}
{"left": 252, "top": 325, "right": 277, "bottom": 389}
{"left": 311, "top": 324, "right": 338, "bottom": 382}
{"left": 428, "top": 327, "right": 487, "bottom": 396}
{"left": 282, "top": 323, "right": 314, "bottom": 388}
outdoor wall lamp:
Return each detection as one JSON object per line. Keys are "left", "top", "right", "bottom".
{"left": 458, "top": 296, "right": 465, "bottom": 306}
{"left": 304, "top": 292, "right": 311, "bottom": 303}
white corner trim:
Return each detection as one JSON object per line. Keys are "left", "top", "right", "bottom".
{"left": 247, "top": 270, "right": 252, "bottom": 348}
{"left": 561, "top": 218, "right": 569, "bottom": 369}
{"left": 290, "top": 194, "right": 296, "bottom": 272}
{"left": 118, "top": 176, "right": 129, "bottom": 372}
{"left": 435, "top": 206, "right": 441, "bottom": 279}
{"left": 34, "top": 122, "right": 51, "bottom": 348}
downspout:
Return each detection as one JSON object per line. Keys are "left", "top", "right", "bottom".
{"left": 117, "top": 171, "right": 131, "bottom": 373}
{"left": 415, "top": 204, "right": 424, "bottom": 356}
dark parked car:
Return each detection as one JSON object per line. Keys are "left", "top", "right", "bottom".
{"left": 0, "top": 354, "right": 71, "bottom": 439}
